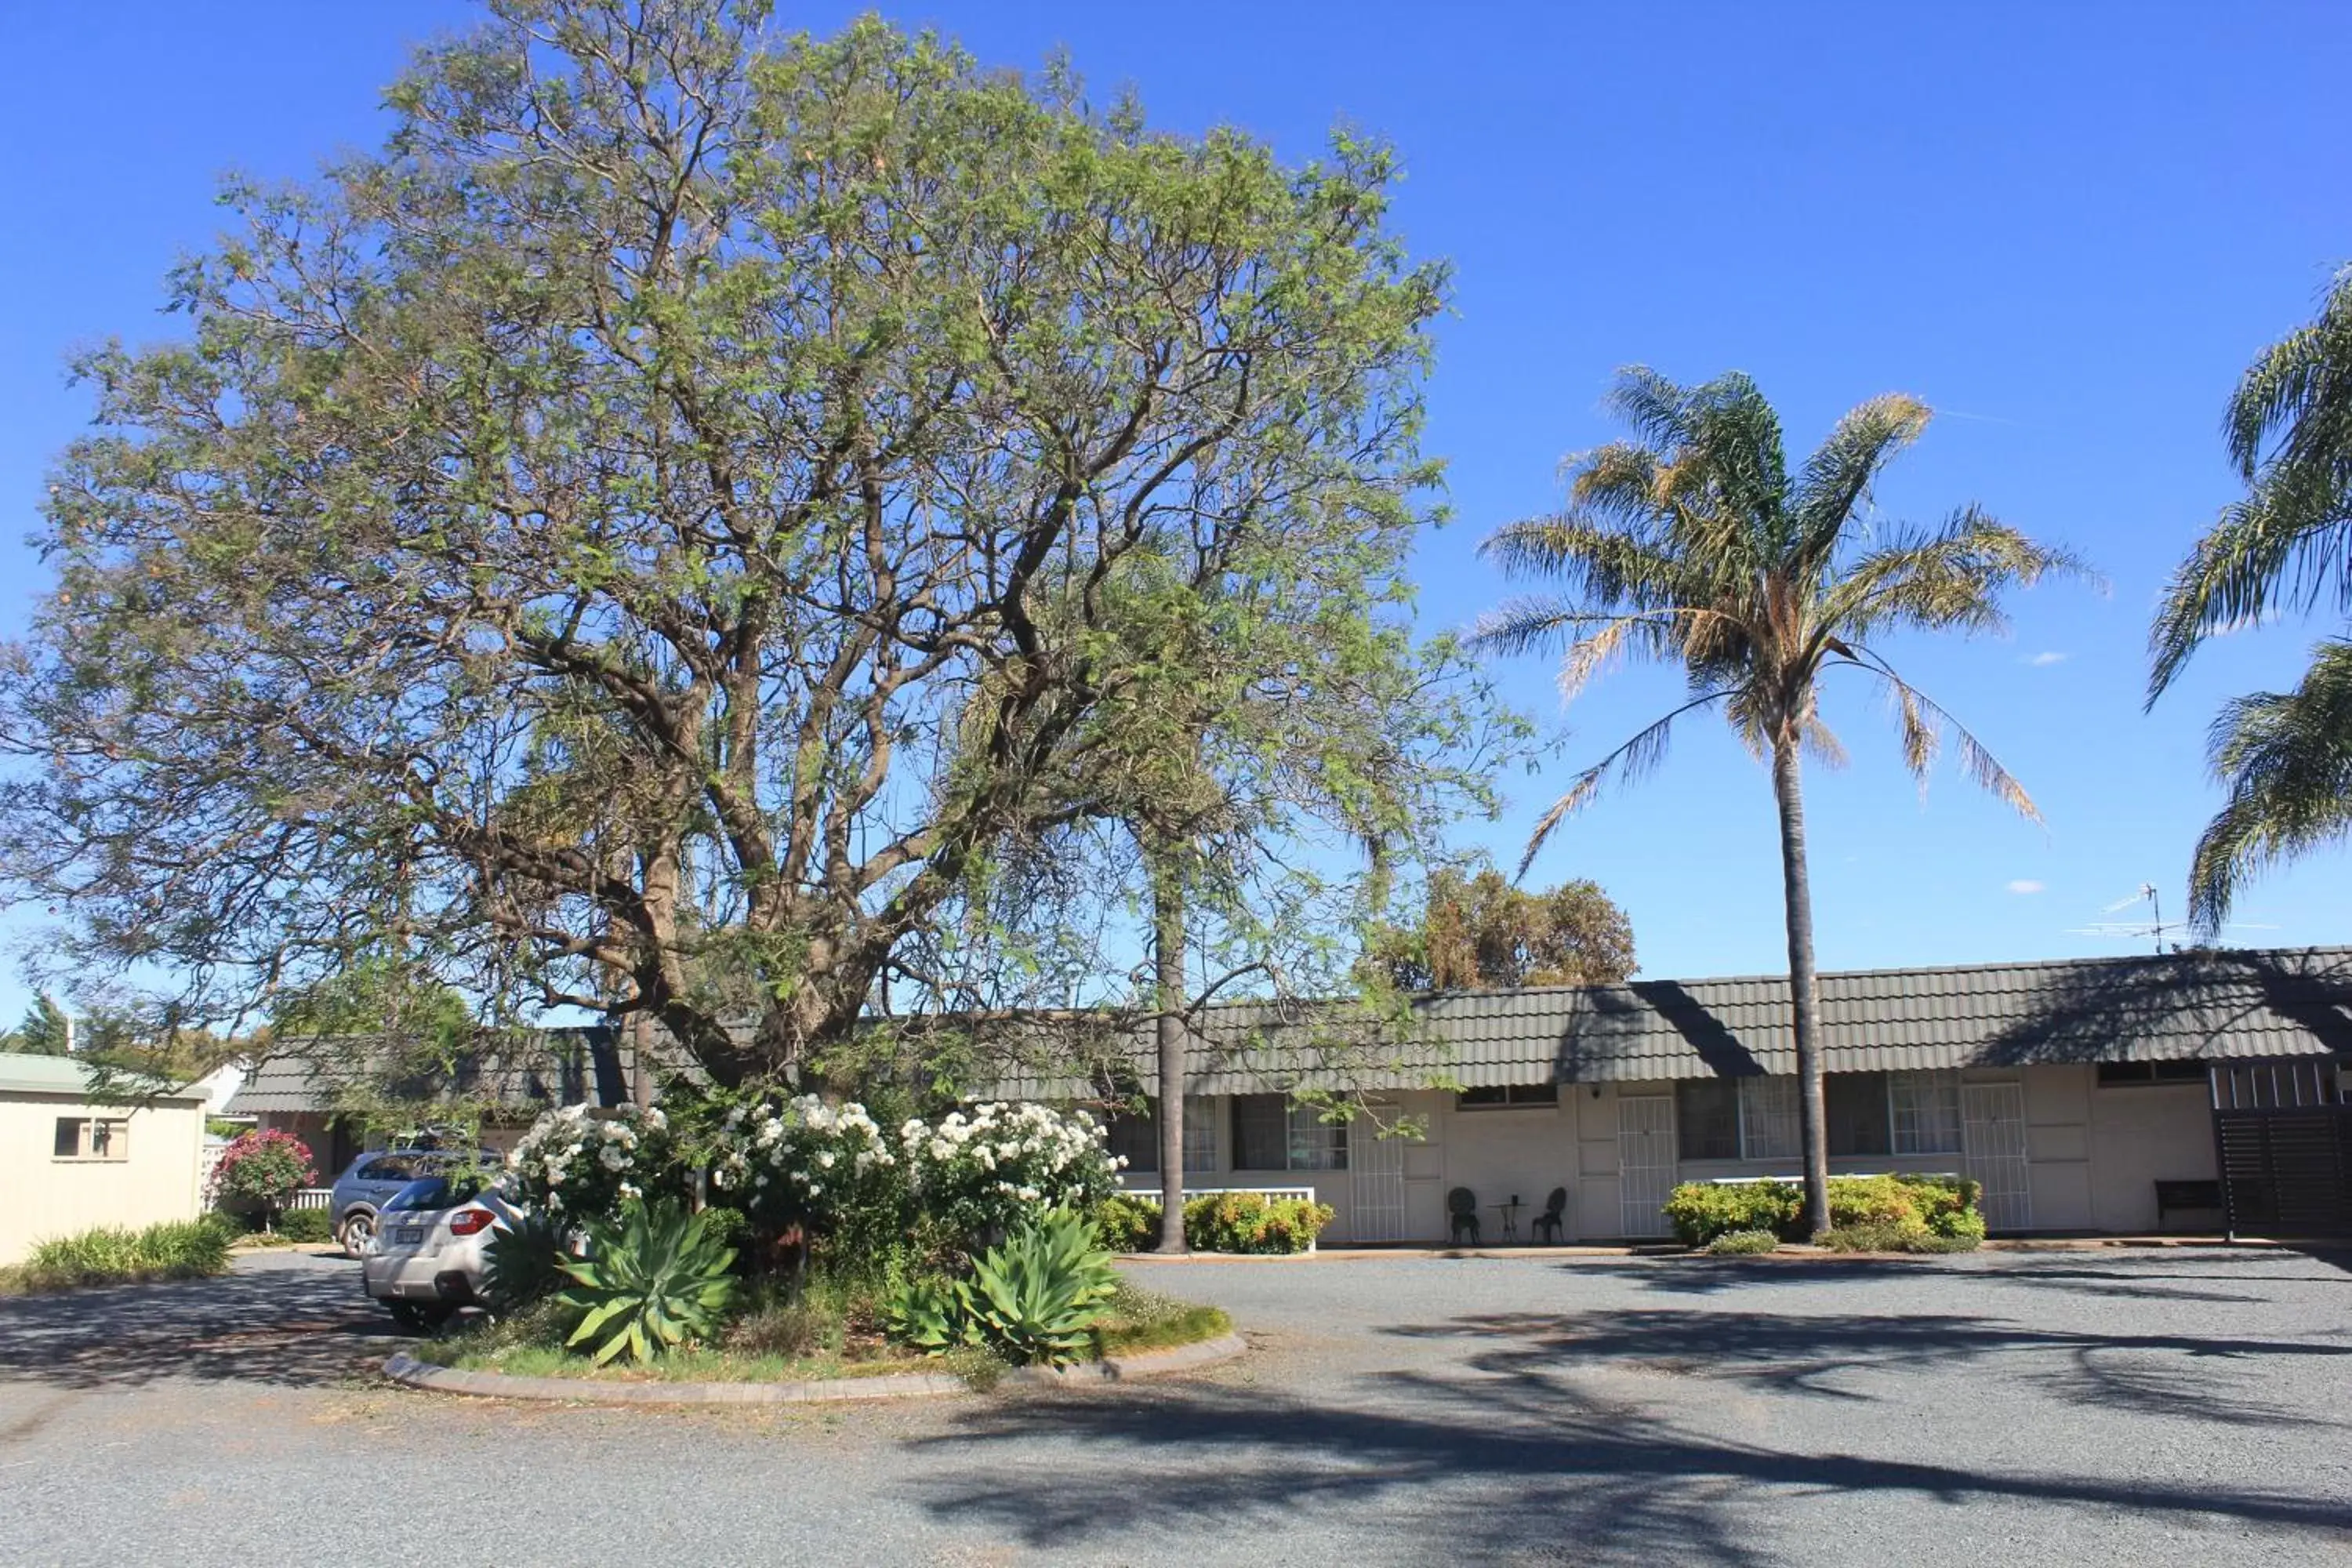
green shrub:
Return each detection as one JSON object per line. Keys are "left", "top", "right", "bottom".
{"left": 1705, "top": 1227, "right": 1780, "bottom": 1256}
{"left": 1181, "top": 1192, "right": 1334, "bottom": 1254}
{"left": 1817, "top": 1219, "right": 1931, "bottom": 1252}
{"left": 1089, "top": 1279, "right": 1232, "bottom": 1356}
{"left": 1665, "top": 1174, "right": 1986, "bottom": 1248}
{"left": 1662, "top": 1182, "right": 1803, "bottom": 1247}
{"left": 11, "top": 1218, "right": 233, "bottom": 1291}
{"left": 1090, "top": 1192, "right": 1161, "bottom": 1252}
{"left": 555, "top": 1200, "right": 739, "bottom": 1365}
{"left": 881, "top": 1272, "right": 971, "bottom": 1354}
{"left": 274, "top": 1207, "right": 332, "bottom": 1243}
{"left": 483, "top": 1212, "right": 572, "bottom": 1312}
{"left": 881, "top": 1209, "right": 1119, "bottom": 1367}
{"left": 1925, "top": 1207, "right": 1986, "bottom": 1248}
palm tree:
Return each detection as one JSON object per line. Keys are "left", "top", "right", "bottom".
{"left": 1476, "top": 368, "right": 2082, "bottom": 1236}
{"left": 2151, "top": 268, "right": 2352, "bottom": 931}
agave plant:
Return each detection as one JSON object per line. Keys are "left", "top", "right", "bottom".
{"left": 554, "top": 1200, "right": 739, "bottom": 1366}
{"left": 960, "top": 1209, "right": 1118, "bottom": 1367}
{"left": 481, "top": 1211, "right": 572, "bottom": 1314}
{"left": 880, "top": 1273, "right": 974, "bottom": 1354}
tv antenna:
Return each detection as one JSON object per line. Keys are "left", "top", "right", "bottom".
{"left": 2066, "top": 883, "right": 2275, "bottom": 954}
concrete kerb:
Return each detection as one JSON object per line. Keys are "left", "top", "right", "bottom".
{"left": 382, "top": 1331, "right": 1248, "bottom": 1406}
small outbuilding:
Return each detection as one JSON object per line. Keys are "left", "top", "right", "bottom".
{"left": 0, "top": 1051, "right": 208, "bottom": 1266}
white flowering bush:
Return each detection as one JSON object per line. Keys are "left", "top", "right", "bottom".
{"left": 901, "top": 1102, "right": 1122, "bottom": 1247}
{"left": 706, "top": 1094, "right": 909, "bottom": 1245}
{"left": 509, "top": 1104, "right": 675, "bottom": 1222}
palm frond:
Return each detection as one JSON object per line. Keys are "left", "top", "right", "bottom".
{"left": 1477, "top": 516, "right": 1704, "bottom": 612}
{"left": 1517, "top": 691, "right": 1732, "bottom": 877}
{"left": 1840, "top": 648, "right": 2041, "bottom": 822}
{"left": 2148, "top": 478, "right": 2352, "bottom": 700}
{"left": 2187, "top": 637, "right": 2352, "bottom": 932}
{"left": 1790, "top": 393, "right": 1931, "bottom": 572}
{"left": 2225, "top": 268, "right": 2352, "bottom": 481}
{"left": 1828, "top": 506, "right": 2093, "bottom": 645}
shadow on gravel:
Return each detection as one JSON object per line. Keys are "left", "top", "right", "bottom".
{"left": 906, "top": 1363, "right": 2352, "bottom": 1565}
{"left": 1621, "top": 1248, "right": 2352, "bottom": 1299}
{"left": 1377, "top": 1306, "right": 2352, "bottom": 1426}
{"left": 0, "top": 1256, "right": 406, "bottom": 1390}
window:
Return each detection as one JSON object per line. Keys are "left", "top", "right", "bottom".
{"left": 1456, "top": 1083, "right": 1561, "bottom": 1110}
{"left": 1889, "top": 1071, "right": 1962, "bottom": 1154}
{"left": 53, "top": 1118, "right": 129, "bottom": 1162}
{"left": 1738, "top": 1076, "right": 1801, "bottom": 1160}
{"left": 2096, "top": 1061, "right": 2209, "bottom": 1087}
{"left": 1183, "top": 1096, "right": 1219, "bottom": 1174}
{"left": 1104, "top": 1098, "right": 1221, "bottom": 1175}
{"left": 1286, "top": 1101, "right": 1348, "bottom": 1171}
{"left": 1105, "top": 1109, "right": 1158, "bottom": 1174}
{"left": 1827, "top": 1072, "right": 1892, "bottom": 1157}
{"left": 1675, "top": 1080, "right": 1741, "bottom": 1160}
{"left": 1230, "top": 1094, "right": 1347, "bottom": 1171}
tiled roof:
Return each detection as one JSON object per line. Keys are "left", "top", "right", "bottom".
{"left": 982, "top": 946, "right": 2352, "bottom": 1098}
{"left": 223, "top": 1028, "right": 625, "bottom": 1117}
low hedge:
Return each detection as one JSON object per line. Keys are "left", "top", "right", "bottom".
{"left": 1089, "top": 1191, "right": 1335, "bottom": 1254}
{"left": 2, "top": 1218, "right": 234, "bottom": 1294}
{"left": 1664, "top": 1174, "right": 1984, "bottom": 1248}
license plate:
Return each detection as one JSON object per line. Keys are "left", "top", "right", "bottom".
{"left": 392, "top": 1226, "right": 424, "bottom": 1245}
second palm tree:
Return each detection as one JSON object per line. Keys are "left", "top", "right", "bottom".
{"left": 1477, "top": 369, "right": 2083, "bottom": 1236}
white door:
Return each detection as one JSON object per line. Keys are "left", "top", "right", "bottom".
{"left": 1963, "top": 1081, "right": 2033, "bottom": 1233}
{"left": 1617, "top": 1094, "right": 1677, "bottom": 1238}
{"left": 1349, "top": 1116, "right": 1408, "bottom": 1244}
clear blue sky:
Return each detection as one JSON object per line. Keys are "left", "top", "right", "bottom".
{"left": 3, "top": 2, "right": 2349, "bottom": 1023}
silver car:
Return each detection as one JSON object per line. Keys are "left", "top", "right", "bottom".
{"left": 360, "top": 1176, "right": 524, "bottom": 1331}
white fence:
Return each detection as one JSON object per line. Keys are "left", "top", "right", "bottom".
{"left": 285, "top": 1187, "right": 334, "bottom": 1213}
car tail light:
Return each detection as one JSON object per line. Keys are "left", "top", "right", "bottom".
{"left": 449, "top": 1207, "right": 495, "bottom": 1237}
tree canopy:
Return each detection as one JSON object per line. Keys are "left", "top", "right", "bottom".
{"left": 1368, "top": 867, "right": 1633, "bottom": 993}
{"left": 2150, "top": 267, "right": 2352, "bottom": 931}
{"left": 0, "top": 0, "right": 1450, "bottom": 1089}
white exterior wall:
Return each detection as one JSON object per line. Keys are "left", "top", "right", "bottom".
{"left": 1131, "top": 1065, "right": 2227, "bottom": 1244}
{"left": 0, "top": 1091, "right": 206, "bottom": 1266}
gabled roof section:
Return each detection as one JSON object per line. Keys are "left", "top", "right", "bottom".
{"left": 982, "top": 946, "right": 2352, "bottom": 1098}
{"left": 0, "top": 1051, "right": 206, "bottom": 1103}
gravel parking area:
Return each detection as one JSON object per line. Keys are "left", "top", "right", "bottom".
{"left": 2, "top": 1246, "right": 2347, "bottom": 1566}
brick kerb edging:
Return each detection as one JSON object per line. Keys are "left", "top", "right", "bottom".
{"left": 382, "top": 1332, "right": 1247, "bottom": 1405}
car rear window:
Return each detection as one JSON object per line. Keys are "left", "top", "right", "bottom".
{"left": 383, "top": 1178, "right": 452, "bottom": 1213}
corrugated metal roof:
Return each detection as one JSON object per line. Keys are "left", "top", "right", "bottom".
{"left": 982, "top": 946, "right": 2352, "bottom": 1098}
{"left": 0, "top": 1051, "right": 205, "bottom": 1102}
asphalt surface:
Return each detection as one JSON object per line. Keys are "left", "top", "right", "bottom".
{"left": 1, "top": 1245, "right": 2347, "bottom": 1566}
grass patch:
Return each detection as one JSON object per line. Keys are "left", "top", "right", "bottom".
{"left": 1087, "top": 1279, "right": 1232, "bottom": 1358}
{"left": 408, "top": 1273, "right": 1229, "bottom": 1385}
{"left": 0, "top": 1217, "right": 234, "bottom": 1294}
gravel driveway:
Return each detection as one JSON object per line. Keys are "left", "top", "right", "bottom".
{"left": 2, "top": 1246, "right": 2347, "bottom": 1566}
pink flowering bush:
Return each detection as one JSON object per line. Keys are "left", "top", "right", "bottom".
{"left": 210, "top": 1129, "right": 317, "bottom": 1229}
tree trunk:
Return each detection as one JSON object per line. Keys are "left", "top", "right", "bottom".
{"left": 1152, "top": 851, "right": 1190, "bottom": 1254}
{"left": 630, "top": 1010, "right": 655, "bottom": 1112}
{"left": 1770, "top": 739, "right": 1832, "bottom": 1238}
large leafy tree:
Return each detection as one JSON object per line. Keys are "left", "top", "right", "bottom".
{"left": 0, "top": 2, "right": 1444, "bottom": 1090}
{"left": 1368, "top": 866, "right": 1634, "bottom": 993}
{"left": 1475, "top": 369, "right": 2079, "bottom": 1233}
{"left": 2151, "top": 268, "right": 2352, "bottom": 931}
{"left": 6, "top": 996, "right": 71, "bottom": 1056}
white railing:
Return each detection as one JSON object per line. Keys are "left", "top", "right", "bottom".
{"left": 1120, "top": 1184, "right": 1319, "bottom": 1204}
{"left": 285, "top": 1187, "right": 335, "bottom": 1212}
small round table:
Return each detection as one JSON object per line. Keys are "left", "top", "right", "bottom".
{"left": 1490, "top": 1200, "right": 1522, "bottom": 1241}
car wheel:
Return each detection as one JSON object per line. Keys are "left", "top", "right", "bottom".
{"left": 385, "top": 1300, "right": 452, "bottom": 1333}
{"left": 339, "top": 1210, "right": 377, "bottom": 1258}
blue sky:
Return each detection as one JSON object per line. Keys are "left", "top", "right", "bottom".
{"left": 3, "top": 2, "right": 2349, "bottom": 1023}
